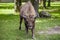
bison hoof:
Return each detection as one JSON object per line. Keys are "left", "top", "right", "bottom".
{"left": 32, "top": 36, "right": 36, "bottom": 40}
{"left": 32, "top": 35, "right": 35, "bottom": 39}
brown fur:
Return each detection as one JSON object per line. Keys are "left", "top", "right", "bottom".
{"left": 20, "top": 1, "right": 36, "bottom": 18}
{"left": 19, "top": 1, "right": 36, "bottom": 39}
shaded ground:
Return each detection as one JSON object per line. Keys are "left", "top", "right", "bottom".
{"left": 38, "top": 26, "right": 60, "bottom": 34}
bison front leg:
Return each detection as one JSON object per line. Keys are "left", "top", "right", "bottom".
{"left": 31, "top": 21, "right": 35, "bottom": 39}
{"left": 19, "top": 16, "right": 23, "bottom": 30}
{"left": 24, "top": 21, "right": 28, "bottom": 34}
{"left": 25, "top": 26, "right": 28, "bottom": 34}
{"left": 31, "top": 28, "right": 34, "bottom": 39}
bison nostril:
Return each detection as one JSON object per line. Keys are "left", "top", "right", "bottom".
{"left": 28, "top": 26, "right": 32, "bottom": 29}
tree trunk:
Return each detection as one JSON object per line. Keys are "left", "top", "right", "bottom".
{"left": 31, "top": 0, "right": 39, "bottom": 17}
{"left": 43, "top": 0, "right": 46, "bottom": 8}
{"left": 0, "top": 0, "right": 1, "bottom": 2}
{"left": 15, "top": 0, "right": 21, "bottom": 12}
{"left": 48, "top": 0, "right": 51, "bottom": 7}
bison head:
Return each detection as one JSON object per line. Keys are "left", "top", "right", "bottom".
{"left": 24, "top": 15, "right": 35, "bottom": 29}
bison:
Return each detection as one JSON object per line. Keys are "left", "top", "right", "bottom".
{"left": 19, "top": 1, "right": 37, "bottom": 39}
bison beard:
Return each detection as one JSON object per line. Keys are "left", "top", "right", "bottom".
{"left": 19, "top": 1, "right": 36, "bottom": 39}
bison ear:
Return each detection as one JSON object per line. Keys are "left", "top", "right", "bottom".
{"left": 34, "top": 14, "right": 37, "bottom": 18}
{"left": 34, "top": 15, "right": 37, "bottom": 19}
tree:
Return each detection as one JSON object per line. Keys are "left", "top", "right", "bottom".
{"left": 43, "top": 0, "right": 51, "bottom": 8}
{"left": 31, "top": 0, "right": 39, "bottom": 17}
{"left": 15, "top": 0, "right": 21, "bottom": 12}
{"left": 43, "top": 0, "right": 46, "bottom": 8}
{"left": 48, "top": 0, "right": 51, "bottom": 7}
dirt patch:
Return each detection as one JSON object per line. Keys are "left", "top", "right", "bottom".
{"left": 38, "top": 26, "right": 60, "bottom": 34}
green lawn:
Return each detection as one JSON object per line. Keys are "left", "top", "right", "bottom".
{"left": 0, "top": 2, "right": 60, "bottom": 40}
{"left": 39, "top": 1, "right": 60, "bottom": 11}
{"left": 0, "top": 13, "right": 60, "bottom": 40}
{"left": 0, "top": 3, "right": 14, "bottom": 9}
{"left": 0, "top": 9, "right": 14, "bottom": 14}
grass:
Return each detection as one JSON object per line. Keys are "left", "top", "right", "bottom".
{"left": 0, "top": 2, "right": 60, "bottom": 40}
{"left": 0, "top": 9, "right": 14, "bottom": 14}
{"left": 39, "top": 1, "right": 60, "bottom": 11}
{"left": 0, "top": 3, "right": 14, "bottom": 9}
{"left": 0, "top": 14, "right": 60, "bottom": 40}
